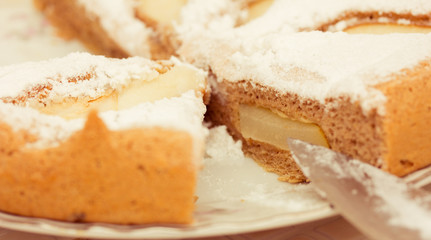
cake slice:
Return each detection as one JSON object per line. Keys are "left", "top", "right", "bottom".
{"left": 175, "top": 0, "right": 431, "bottom": 42}
{"left": 0, "top": 52, "right": 208, "bottom": 224}
{"left": 183, "top": 31, "right": 431, "bottom": 183}
{"left": 237, "top": 0, "right": 431, "bottom": 34}
{"left": 33, "top": 0, "right": 245, "bottom": 59}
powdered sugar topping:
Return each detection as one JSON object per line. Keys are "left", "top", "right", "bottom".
{"left": 176, "top": 0, "right": 245, "bottom": 43}
{"left": 0, "top": 90, "right": 207, "bottom": 149}
{"left": 237, "top": 0, "right": 431, "bottom": 37}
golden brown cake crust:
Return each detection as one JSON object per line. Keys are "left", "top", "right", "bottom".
{"left": 375, "top": 60, "right": 431, "bottom": 176}
{"left": 0, "top": 111, "right": 196, "bottom": 224}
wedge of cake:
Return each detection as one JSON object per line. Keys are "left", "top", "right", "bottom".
{"left": 33, "top": 0, "right": 245, "bottom": 59}
{"left": 236, "top": 0, "right": 431, "bottom": 35}
{"left": 182, "top": 31, "right": 431, "bottom": 183}
{"left": 0, "top": 52, "right": 208, "bottom": 224}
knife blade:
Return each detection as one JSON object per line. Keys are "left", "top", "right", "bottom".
{"left": 287, "top": 139, "right": 431, "bottom": 240}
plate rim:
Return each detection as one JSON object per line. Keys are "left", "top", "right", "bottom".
{"left": 0, "top": 207, "right": 337, "bottom": 239}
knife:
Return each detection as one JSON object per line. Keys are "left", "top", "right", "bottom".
{"left": 287, "top": 139, "right": 431, "bottom": 240}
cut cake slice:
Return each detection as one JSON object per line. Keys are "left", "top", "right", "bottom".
{"left": 0, "top": 52, "right": 208, "bottom": 224}
{"left": 236, "top": 0, "right": 431, "bottom": 35}
{"left": 183, "top": 31, "right": 431, "bottom": 183}
{"left": 33, "top": 0, "right": 245, "bottom": 60}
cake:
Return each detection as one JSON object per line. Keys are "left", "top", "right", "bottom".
{"left": 181, "top": 29, "right": 431, "bottom": 183}
{"left": 0, "top": 52, "right": 208, "bottom": 224}
{"left": 177, "top": 0, "right": 431, "bottom": 183}
{"left": 32, "top": 0, "right": 431, "bottom": 183}
{"left": 33, "top": 0, "right": 246, "bottom": 60}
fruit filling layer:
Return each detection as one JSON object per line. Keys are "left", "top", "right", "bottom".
{"left": 239, "top": 104, "right": 329, "bottom": 150}
{"left": 344, "top": 23, "right": 431, "bottom": 34}
{"left": 38, "top": 65, "right": 205, "bottom": 119}
{"left": 137, "top": 0, "right": 188, "bottom": 24}
{"left": 246, "top": 0, "right": 274, "bottom": 22}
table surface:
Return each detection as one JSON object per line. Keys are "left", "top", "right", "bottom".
{"left": 0, "top": 216, "right": 369, "bottom": 240}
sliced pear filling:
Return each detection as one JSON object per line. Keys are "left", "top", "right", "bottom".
{"left": 137, "top": 0, "right": 188, "bottom": 25}
{"left": 117, "top": 65, "right": 203, "bottom": 109}
{"left": 344, "top": 23, "right": 431, "bottom": 34}
{"left": 37, "top": 65, "right": 205, "bottom": 119}
{"left": 239, "top": 104, "right": 329, "bottom": 150}
{"left": 246, "top": 0, "right": 274, "bottom": 23}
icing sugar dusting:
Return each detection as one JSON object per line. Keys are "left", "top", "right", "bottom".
{"left": 101, "top": 90, "right": 207, "bottom": 143}
{"left": 176, "top": 0, "right": 244, "bottom": 42}
{"left": 0, "top": 91, "right": 206, "bottom": 149}
{"left": 204, "top": 125, "right": 245, "bottom": 166}
{"left": 178, "top": 0, "right": 431, "bottom": 47}
{"left": 238, "top": 0, "right": 431, "bottom": 35}
{"left": 0, "top": 102, "right": 83, "bottom": 148}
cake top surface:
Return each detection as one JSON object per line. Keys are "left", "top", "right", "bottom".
{"left": 0, "top": 52, "right": 207, "bottom": 148}
{"left": 186, "top": 31, "right": 431, "bottom": 114}
{"left": 76, "top": 0, "right": 153, "bottom": 57}
{"left": 177, "top": 0, "right": 431, "bottom": 42}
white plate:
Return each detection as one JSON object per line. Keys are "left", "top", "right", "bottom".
{"left": 0, "top": 1, "right": 336, "bottom": 239}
